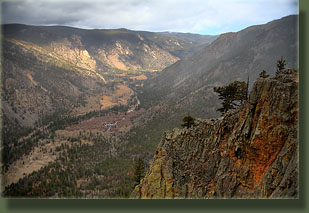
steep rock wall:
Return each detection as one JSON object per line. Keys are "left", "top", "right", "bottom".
{"left": 131, "top": 69, "right": 298, "bottom": 198}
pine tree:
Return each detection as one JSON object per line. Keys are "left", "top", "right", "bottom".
{"left": 276, "top": 56, "right": 286, "bottom": 74}
{"left": 134, "top": 158, "right": 145, "bottom": 186}
{"left": 214, "top": 80, "right": 248, "bottom": 114}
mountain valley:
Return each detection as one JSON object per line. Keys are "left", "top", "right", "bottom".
{"left": 1, "top": 15, "right": 298, "bottom": 198}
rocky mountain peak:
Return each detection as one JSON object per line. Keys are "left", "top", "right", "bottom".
{"left": 131, "top": 69, "right": 298, "bottom": 198}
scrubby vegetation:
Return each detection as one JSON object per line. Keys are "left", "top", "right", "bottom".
{"left": 181, "top": 115, "right": 196, "bottom": 128}
{"left": 3, "top": 139, "right": 135, "bottom": 198}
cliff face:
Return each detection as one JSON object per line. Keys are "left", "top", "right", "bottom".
{"left": 131, "top": 69, "right": 298, "bottom": 198}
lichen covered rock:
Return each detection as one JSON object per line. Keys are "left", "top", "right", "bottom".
{"left": 131, "top": 69, "right": 298, "bottom": 198}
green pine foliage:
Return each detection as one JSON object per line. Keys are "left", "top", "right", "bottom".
{"left": 214, "top": 80, "right": 248, "bottom": 114}
{"left": 276, "top": 56, "right": 286, "bottom": 74}
{"left": 134, "top": 158, "right": 145, "bottom": 186}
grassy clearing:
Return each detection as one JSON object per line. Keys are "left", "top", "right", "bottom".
{"left": 100, "top": 84, "right": 133, "bottom": 110}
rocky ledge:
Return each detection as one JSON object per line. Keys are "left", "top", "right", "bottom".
{"left": 131, "top": 69, "right": 298, "bottom": 198}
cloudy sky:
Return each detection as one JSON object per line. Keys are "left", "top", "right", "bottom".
{"left": 2, "top": 0, "right": 298, "bottom": 35}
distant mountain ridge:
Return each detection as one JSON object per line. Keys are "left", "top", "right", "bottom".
{"left": 1, "top": 23, "right": 217, "bottom": 128}
{"left": 141, "top": 15, "right": 298, "bottom": 119}
{"left": 2, "top": 24, "right": 217, "bottom": 72}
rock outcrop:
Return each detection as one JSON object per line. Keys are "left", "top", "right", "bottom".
{"left": 131, "top": 69, "right": 298, "bottom": 198}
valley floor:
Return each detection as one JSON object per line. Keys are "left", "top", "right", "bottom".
{"left": 1, "top": 73, "right": 159, "bottom": 197}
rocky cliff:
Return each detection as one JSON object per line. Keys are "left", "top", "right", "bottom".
{"left": 131, "top": 69, "right": 298, "bottom": 198}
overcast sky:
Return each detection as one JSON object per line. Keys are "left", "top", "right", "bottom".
{"left": 1, "top": 0, "right": 298, "bottom": 35}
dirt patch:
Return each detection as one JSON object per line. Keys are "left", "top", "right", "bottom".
{"left": 115, "top": 73, "right": 127, "bottom": 77}
{"left": 129, "top": 75, "right": 148, "bottom": 80}
{"left": 66, "top": 109, "right": 143, "bottom": 133}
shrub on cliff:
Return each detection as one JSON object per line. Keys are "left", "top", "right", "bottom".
{"left": 259, "top": 70, "right": 269, "bottom": 78}
{"left": 181, "top": 115, "right": 196, "bottom": 128}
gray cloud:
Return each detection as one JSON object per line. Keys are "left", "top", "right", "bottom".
{"left": 2, "top": 0, "right": 89, "bottom": 25}
{"left": 1, "top": 0, "right": 298, "bottom": 34}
